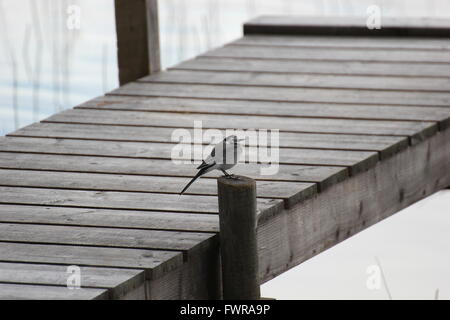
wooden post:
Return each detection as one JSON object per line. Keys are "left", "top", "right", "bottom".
{"left": 217, "top": 175, "right": 260, "bottom": 300}
{"left": 114, "top": 0, "right": 161, "bottom": 85}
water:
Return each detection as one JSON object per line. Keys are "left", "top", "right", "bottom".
{"left": 0, "top": 0, "right": 117, "bottom": 136}
{"left": 0, "top": 0, "right": 449, "bottom": 299}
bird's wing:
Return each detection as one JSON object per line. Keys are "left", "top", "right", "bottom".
{"left": 197, "top": 142, "right": 219, "bottom": 169}
{"left": 197, "top": 147, "right": 215, "bottom": 169}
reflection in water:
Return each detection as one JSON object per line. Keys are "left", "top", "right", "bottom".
{"left": 0, "top": 0, "right": 447, "bottom": 136}
{"left": 0, "top": 0, "right": 117, "bottom": 136}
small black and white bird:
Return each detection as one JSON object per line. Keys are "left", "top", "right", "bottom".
{"left": 179, "top": 135, "right": 244, "bottom": 195}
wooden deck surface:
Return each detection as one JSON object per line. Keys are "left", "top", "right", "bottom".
{"left": 0, "top": 16, "right": 449, "bottom": 299}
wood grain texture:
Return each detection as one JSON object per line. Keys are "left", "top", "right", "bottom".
{"left": 147, "top": 70, "right": 450, "bottom": 100}
{"left": 0, "top": 283, "right": 108, "bottom": 300}
{"left": 10, "top": 122, "right": 410, "bottom": 158}
{"left": 234, "top": 35, "right": 450, "bottom": 50}
{"left": 257, "top": 127, "right": 450, "bottom": 284}
{"left": 0, "top": 152, "right": 348, "bottom": 190}
{"left": 114, "top": 0, "right": 160, "bottom": 85}
{"left": 205, "top": 45, "right": 450, "bottom": 64}
{"left": 146, "top": 231, "right": 221, "bottom": 299}
{"left": 43, "top": 108, "right": 438, "bottom": 144}
{"left": 244, "top": 15, "right": 450, "bottom": 38}
{"left": 0, "top": 222, "right": 215, "bottom": 252}
{"left": 218, "top": 176, "right": 260, "bottom": 299}
{"left": 110, "top": 82, "right": 450, "bottom": 107}
{"left": 77, "top": 96, "right": 450, "bottom": 129}
{"left": 0, "top": 136, "right": 379, "bottom": 175}
{"left": 0, "top": 204, "right": 219, "bottom": 232}
{"left": 141, "top": 69, "right": 450, "bottom": 93}
{"left": 0, "top": 185, "right": 283, "bottom": 216}
{"left": 0, "top": 185, "right": 217, "bottom": 213}
{"left": 0, "top": 168, "right": 317, "bottom": 208}
{"left": 175, "top": 57, "right": 450, "bottom": 78}
{"left": 0, "top": 242, "right": 182, "bottom": 279}
{"left": 0, "top": 262, "right": 144, "bottom": 299}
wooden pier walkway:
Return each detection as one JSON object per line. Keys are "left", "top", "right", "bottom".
{"left": 0, "top": 16, "right": 449, "bottom": 299}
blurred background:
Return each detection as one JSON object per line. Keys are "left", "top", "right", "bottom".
{"left": 0, "top": 0, "right": 449, "bottom": 299}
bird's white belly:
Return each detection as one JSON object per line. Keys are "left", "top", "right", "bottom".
{"left": 217, "top": 162, "right": 237, "bottom": 170}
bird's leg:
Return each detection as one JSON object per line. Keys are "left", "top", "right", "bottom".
{"left": 221, "top": 169, "right": 232, "bottom": 178}
{"left": 221, "top": 169, "right": 240, "bottom": 180}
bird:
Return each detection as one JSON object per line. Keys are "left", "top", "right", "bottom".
{"left": 179, "top": 135, "right": 244, "bottom": 195}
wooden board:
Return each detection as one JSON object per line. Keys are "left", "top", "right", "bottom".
{"left": 110, "top": 82, "right": 450, "bottom": 107}
{"left": 0, "top": 221, "right": 215, "bottom": 252}
{"left": 10, "top": 122, "right": 410, "bottom": 158}
{"left": 0, "top": 136, "right": 379, "bottom": 175}
{"left": 141, "top": 69, "right": 450, "bottom": 93}
{"left": 257, "top": 127, "right": 450, "bottom": 284}
{"left": 0, "top": 262, "right": 144, "bottom": 299}
{"left": 0, "top": 152, "right": 348, "bottom": 190}
{"left": 243, "top": 15, "right": 450, "bottom": 37}
{"left": 234, "top": 35, "right": 450, "bottom": 50}
{"left": 174, "top": 57, "right": 450, "bottom": 78}
{"left": 77, "top": 96, "right": 450, "bottom": 129}
{"left": 0, "top": 185, "right": 283, "bottom": 216}
{"left": 0, "top": 283, "right": 108, "bottom": 300}
{"left": 42, "top": 108, "right": 438, "bottom": 144}
{"left": 0, "top": 168, "right": 317, "bottom": 208}
{"left": 0, "top": 242, "right": 182, "bottom": 279}
{"left": 0, "top": 185, "right": 217, "bottom": 214}
{"left": 204, "top": 44, "right": 450, "bottom": 64}
{"left": 0, "top": 204, "right": 219, "bottom": 232}
{"left": 147, "top": 68, "right": 450, "bottom": 95}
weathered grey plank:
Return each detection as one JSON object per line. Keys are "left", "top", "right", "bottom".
{"left": 243, "top": 15, "right": 450, "bottom": 38}
{"left": 0, "top": 185, "right": 283, "bottom": 216}
{"left": 146, "top": 230, "right": 221, "bottom": 299}
{"left": 0, "top": 262, "right": 144, "bottom": 299}
{"left": 174, "top": 57, "right": 450, "bottom": 78}
{"left": 204, "top": 44, "right": 450, "bottom": 64}
{"left": 43, "top": 108, "right": 438, "bottom": 144}
{"left": 234, "top": 35, "right": 450, "bottom": 50}
{"left": 0, "top": 242, "right": 182, "bottom": 279}
{"left": 77, "top": 96, "right": 450, "bottom": 129}
{"left": 0, "top": 185, "right": 216, "bottom": 213}
{"left": 10, "top": 122, "right": 410, "bottom": 158}
{"left": 141, "top": 69, "right": 450, "bottom": 93}
{"left": 0, "top": 204, "right": 219, "bottom": 232}
{"left": 0, "top": 152, "right": 348, "bottom": 190}
{"left": 258, "top": 127, "right": 450, "bottom": 284}
{"left": 0, "top": 137, "right": 379, "bottom": 174}
{"left": 0, "top": 222, "right": 214, "bottom": 252}
{"left": 0, "top": 169, "right": 317, "bottom": 207}
{"left": 110, "top": 82, "right": 450, "bottom": 107}
{"left": 0, "top": 283, "right": 108, "bottom": 300}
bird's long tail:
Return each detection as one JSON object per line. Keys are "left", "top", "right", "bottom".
{"left": 180, "top": 166, "right": 210, "bottom": 195}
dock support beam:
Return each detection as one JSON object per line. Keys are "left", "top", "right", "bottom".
{"left": 217, "top": 175, "right": 261, "bottom": 300}
{"left": 114, "top": 0, "right": 161, "bottom": 85}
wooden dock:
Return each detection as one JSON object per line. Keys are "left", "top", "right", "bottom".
{"left": 0, "top": 15, "right": 449, "bottom": 299}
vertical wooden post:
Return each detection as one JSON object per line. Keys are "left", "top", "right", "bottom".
{"left": 217, "top": 175, "right": 261, "bottom": 300}
{"left": 114, "top": 0, "right": 161, "bottom": 85}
